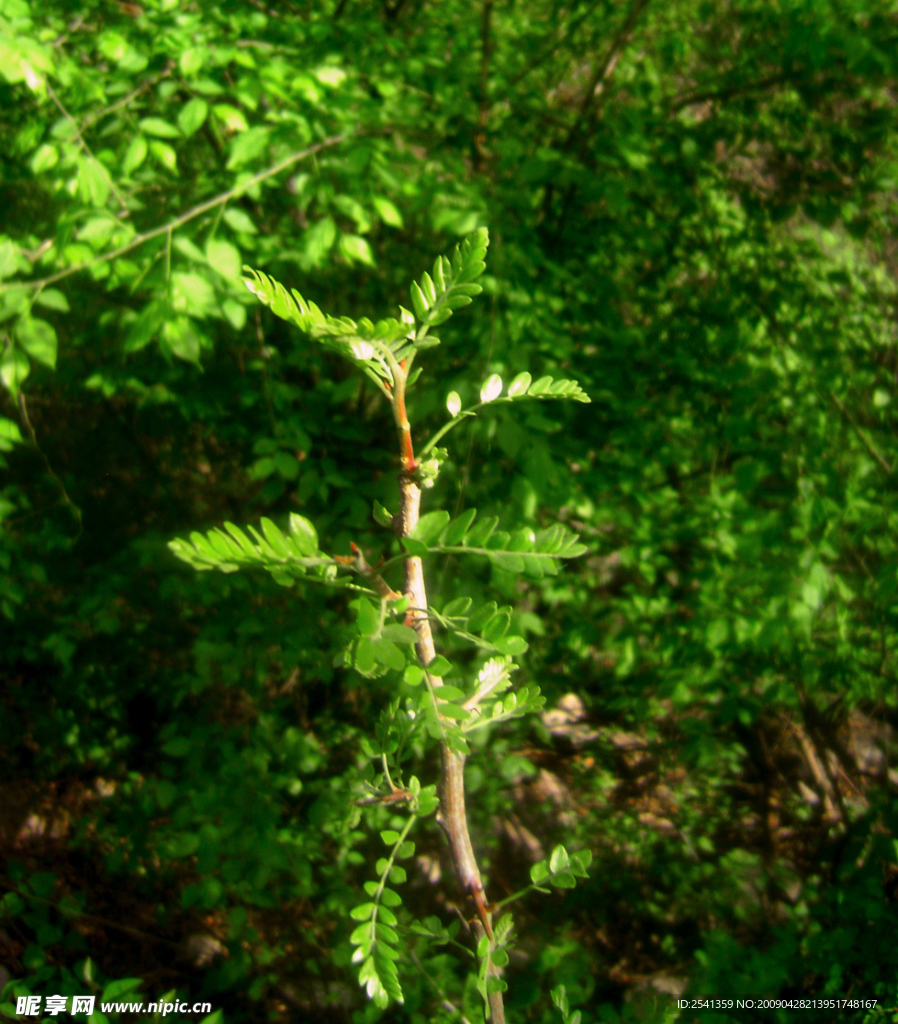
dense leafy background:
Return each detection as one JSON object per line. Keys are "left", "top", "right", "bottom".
{"left": 3, "top": 0, "right": 898, "bottom": 1022}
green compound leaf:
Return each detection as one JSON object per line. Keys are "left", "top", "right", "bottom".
{"left": 350, "top": 818, "right": 419, "bottom": 1009}
{"left": 467, "top": 602, "right": 499, "bottom": 632}
{"left": 429, "top": 598, "right": 532, "bottom": 657}
{"left": 417, "top": 516, "right": 586, "bottom": 579}
{"left": 408, "top": 228, "right": 489, "bottom": 336}
{"left": 169, "top": 515, "right": 340, "bottom": 589}
{"left": 417, "top": 366, "right": 590, "bottom": 463}
{"left": 244, "top": 234, "right": 494, "bottom": 408}
{"left": 530, "top": 845, "right": 592, "bottom": 893}
{"left": 243, "top": 265, "right": 410, "bottom": 384}
{"left": 518, "top": 374, "right": 590, "bottom": 403}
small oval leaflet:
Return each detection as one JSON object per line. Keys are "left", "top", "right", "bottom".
{"left": 480, "top": 374, "right": 503, "bottom": 403}
{"left": 508, "top": 371, "right": 531, "bottom": 398}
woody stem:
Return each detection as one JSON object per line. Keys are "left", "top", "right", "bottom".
{"left": 387, "top": 354, "right": 416, "bottom": 474}
{"left": 391, "top": 391, "right": 505, "bottom": 1024}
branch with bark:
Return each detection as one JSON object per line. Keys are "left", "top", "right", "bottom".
{"left": 390, "top": 359, "right": 506, "bottom": 1024}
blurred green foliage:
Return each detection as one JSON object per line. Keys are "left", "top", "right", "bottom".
{"left": 2, "top": 0, "right": 898, "bottom": 1021}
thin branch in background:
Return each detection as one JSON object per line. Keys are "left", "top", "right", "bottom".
{"left": 79, "top": 67, "right": 174, "bottom": 132}
{"left": 541, "top": 0, "right": 651, "bottom": 226}
{"left": 0, "top": 882, "right": 179, "bottom": 950}
{"left": 562, "top": 0, "right": 651, "bottom": 153}
{"left": 45, "top": 81, "right": 131, "bottom": 216}
{"left": 668, "top": 65, "right": 864, "bottom": 115}
{"left": 383, "top": 0, "right": 409, "bottom": 22}
{"left": 506, "top": 0, "right": 606, "bottom": 91}
{"left": 408, "top": 949, "right": 476, "bottom": 1024}
{"left": 474, "top": 0, "right": 494, "bottom": 171}
{"left": 0, "top": 135, "right": 345, "bottom": 297}
{"left": 16, "top": 393, "right": 82, "bottom": 541}
{"left": 829, "top": 390, "right": 892, "bottom": 475}
{"left": 757, "top": 288, "right": 892, "bottom": 481}
{"left": 50, "top": 13, "right": 85, "bottom": 47}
